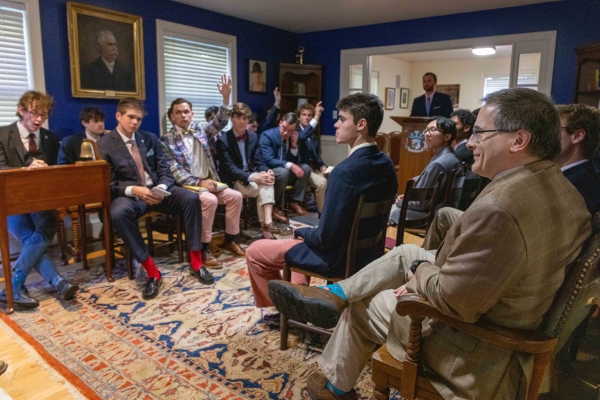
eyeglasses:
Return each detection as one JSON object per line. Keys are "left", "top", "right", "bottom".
{"left": 26, "top": 109, "right": 49, "bottom": 120}
{"left": 469, "top": 128, "right": 517, "bottom": 143}
{"left": 423, "top": 127, "right": 446, "bottom": 134}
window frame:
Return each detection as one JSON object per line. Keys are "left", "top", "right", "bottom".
{"left": 156, "top": 19, "right": 237, "bottom": 134}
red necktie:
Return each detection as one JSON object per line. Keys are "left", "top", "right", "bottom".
{"left": 28, "top": 133, "right": 37, "bottom": 153}
{"left": 236, "top": 133, "right": 248, "bottom": 142}
{"left": 128, "top": 140, "right": 146, "bottom": 185}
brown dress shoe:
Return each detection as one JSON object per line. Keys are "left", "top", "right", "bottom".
{"left": 267, "top": 281, "right": 347, "bottom": 329}
{"left": 289, "top": 202, "right": 308, "bottom": 216}
{"left": 261, "top": 221, "right": 280, "bottom": 233}
{"left": 306, "top": 370, "right": 357, "bottom": 399}
{"left": 202, "top": 250, "right": 223, "bottom": 269}
{"left": 272, "top": 206, "right": 288, "bottom": 222}
{"left": 221, "top": 241, "right": 246, "bottom": 257}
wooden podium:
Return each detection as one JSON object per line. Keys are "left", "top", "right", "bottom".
{"left": 390, "top": 116, "right": 434, "bottom": 194}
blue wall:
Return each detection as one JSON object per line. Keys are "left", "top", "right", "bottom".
{"left": 298, "top": 0, "right": 600, "bottom": 135}
{"left": 40, "top": 0, "right": 298, "bottom": 138}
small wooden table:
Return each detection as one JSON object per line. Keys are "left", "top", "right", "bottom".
{"left": 0, "top": 162, "right": 113, "bottom": 314}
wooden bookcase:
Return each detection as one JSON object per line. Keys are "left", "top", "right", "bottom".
{"left": 279, "top": 63, "right": 323, "bottom": 135}
{"left": 575, "top": 43, "right": 600, "bottom": 107}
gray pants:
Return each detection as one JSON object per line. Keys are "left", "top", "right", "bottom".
{"left": 273, "top": 165, "right": 311, "bottom": 208}
{"left": 318, "top": 244, "right": 436, "bottom": 392}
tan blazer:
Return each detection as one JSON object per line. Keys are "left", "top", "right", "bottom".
{"left": 389, "top": 160, "right": 591, "bottom": 399}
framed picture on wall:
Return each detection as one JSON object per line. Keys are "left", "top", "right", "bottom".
{"left": 67, "top": 2, "right": 145, "bottom": 99}
{"left": 400, "top": 88, "right": 409, "bottom": 109}
{"left": 385, "top": 87, "right": 395, "bottom": 110}
{"left": 248, "top": 59, "right": 267, "bottom": 92}
{"left": 436, "top": 84, "right": 460, "bottom": 109}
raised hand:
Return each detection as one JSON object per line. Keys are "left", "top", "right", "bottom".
{"left": 273, "top": 87, "right": 281, "bottom": 108}
{"left": 314, "top": 101, "right": 324, "bottom": 119}
{"left": 217, "top": 74, "right": 232, "bottom": 105}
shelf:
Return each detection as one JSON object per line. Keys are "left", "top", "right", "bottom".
{"left": 577, "top": 90, "right": 600, "bottom": 95}
{"left": 281, "top": 94, "right": 320, "bottom": 98}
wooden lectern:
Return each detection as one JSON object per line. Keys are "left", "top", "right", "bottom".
{"left": 390, "top": 116, "right": 434, "bottom": 194}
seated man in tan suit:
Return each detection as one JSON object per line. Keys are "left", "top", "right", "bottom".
{"left": 268, "top": 88, "right": 591, "bottom": 399}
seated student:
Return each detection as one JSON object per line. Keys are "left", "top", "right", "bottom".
{"left": 450, "top": 109, "right": 475, "bottom": 167}
{"left": 246, "top": 112, "right": 259, "bottom": 134}
{"left": 260, "top": 112, "right": 312, "bottom": 219}
{"left": 217, "top": 103, "right": 280, "bottom": 237}
{"left": 296, "top": 102, "right": 328, "bottom": 213}
{"left": 246, "top": 93, "right": 398, "bottom": 316}
{"left": 246, "top": 88, "right": 282, "bottom": 136}
{"left": 389, "top": 116, "right": 464, "bottom": 225}
{"left": 98, "top": 98, "right": 214, "bottom": 300}
{"left": 423, "top": 102, "right": 600, "bottom": 251}
{"left": 268, "top": 88, "right": 591, "bottom": 400}
{"left": 0, "top": 91, "right": 78, "bottom": 308}
{"left": 161, "top": 80, "right": 245, "bottom": 267}
{"left": 58, "top": 107, "right": 107, "bottom": 164}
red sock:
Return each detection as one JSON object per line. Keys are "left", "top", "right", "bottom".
{"left": 141, "top": 257, "right": 161, "bottom": 280}
{"left": 190, "top": 250, "right": 204, "bottom": 271}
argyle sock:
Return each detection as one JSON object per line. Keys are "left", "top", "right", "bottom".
{"left": 327, "top": 381, "right": 347, "bottom": 395}
{"left": 317, "top": 283, "right": 347, "bottom": 301}
{"left": 141, "top": 257, "right": 160, "bottom": 280}
{"left": 190, "top": 250, "right": 204, "bottom": 272}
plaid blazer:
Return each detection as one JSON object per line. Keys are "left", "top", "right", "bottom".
{"left": 160, "top": 104, "right": 230, "bottom": 186}
{"left": 390, "top": 160, "right": 591, "bottom": 400}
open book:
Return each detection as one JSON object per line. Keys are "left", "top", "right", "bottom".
{"left": 184, "top": 180, "right": 229, "bottom": 193}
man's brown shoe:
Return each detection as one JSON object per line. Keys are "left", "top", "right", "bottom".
{"left": 306, "top": 370, "right": 357, "bottom": 400}
{"left": 272, "top": 207, "right": 288, "bottom": 222}
{"left": 267, "top": 281, "right": 347, "bottom": 329}
{"left": 261, "top": 221, "right": 280, "bottom": 233}
{"left": 221, "top": 241, "right": 246, "bottom": 257}
{"left": 202, "top": 250, "right": 223, "bottom": 269}
{"left": 289, "top": 202, "right": 308, "bottom": 216}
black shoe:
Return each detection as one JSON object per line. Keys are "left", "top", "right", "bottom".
{"left": 0, "top": 360, "right": 7, "bottom": 376}
{"left": 142, "top": 274, "right": 162, "bottom": 300}
{"left": 0, "top": 287, "right": 39, "bottom": 309}
{"left": 263, "top": 312, "right": 281, "bottom": 326}
{"left": 56, "top": 280, "right": 79, "bottom": 301}
{"left": 190, "top": 266, "right": 214, "bottom": 285}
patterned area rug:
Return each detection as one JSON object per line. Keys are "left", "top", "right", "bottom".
{"left": 0, "top": 251, "right": 393, "bottom": 399}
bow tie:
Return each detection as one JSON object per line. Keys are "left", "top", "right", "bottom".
{"left": 236, "top": 133, "right": 248, "bottom": 142}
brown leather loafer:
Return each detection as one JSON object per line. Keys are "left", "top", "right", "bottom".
{"left": 306, "top": 370, "right": 357, "bottom": 399}
{"left": 272, "top": 207, "right": 288, "bottom": 222}
{"left": 221, "top": 241, "right": 246, "bottom": 257}
{"left": 202, "top": 250, "right": 223, "bottom": 269}
{"left": 267, "top": 281, "right": 347, "bottom": 329}
{"left": 289, "top": 202, "right": 308, "bottom": 216}
{"left": 261, "top": 221, "right": 280, "bottom": 233}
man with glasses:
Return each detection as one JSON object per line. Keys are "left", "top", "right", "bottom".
{"left": 267, "top": 88, "right": 590, "bottom": 399}
{"left": 0, "top": 91, "right": 79, "bottom": 309}
{"left": 259, "top": 112, "right": 312, "bottom": 220}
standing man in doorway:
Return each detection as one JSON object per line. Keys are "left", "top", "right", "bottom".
{"left": 410, "top": 72, "right": 453, "bottom": 118}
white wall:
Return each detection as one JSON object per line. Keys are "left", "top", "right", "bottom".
{"left": 408, "top": 56, "right": 511, "bottom": 112}
{"left": 371, "top": 55, "right": 411, "bottom": 133}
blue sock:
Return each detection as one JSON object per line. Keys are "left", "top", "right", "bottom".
{"left": 327, "top": 381, "right": 346, "bottom": 395}
{"left": 317, "top": 283, "right": 347, "bottom": 302}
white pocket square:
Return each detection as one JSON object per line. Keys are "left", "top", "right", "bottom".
{"left": 147, "top": 149, "right": 154, "bottom": 157}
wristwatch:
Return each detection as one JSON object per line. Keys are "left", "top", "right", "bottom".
{"left": 409, "top": 259, "right": 429, "bottom": 275}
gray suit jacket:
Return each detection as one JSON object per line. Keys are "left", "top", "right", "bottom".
{"left": 0, "top": 122, "right": 60, "bottom": 168}
{"left": 389, "top": 160, "right": 591, "bottom": 399}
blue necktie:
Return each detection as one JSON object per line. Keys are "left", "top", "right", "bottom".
{"left": 426, "top": 96, "right": 431, "bottom": 116}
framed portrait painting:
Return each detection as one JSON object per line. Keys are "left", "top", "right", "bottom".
{"left": 436, "top": 84, "right": 460, "bottom": 109}
{"left": 400, "top": 88, "right": 409, "bottom": 109}
{"left": 67, "top": 2, "right": 145, "bottom": 99}
{"left": 385, "top": 87, "right": 395, "bottom": 110}
{"left": 248, "top": 59, "right": 266, "bottom": 93}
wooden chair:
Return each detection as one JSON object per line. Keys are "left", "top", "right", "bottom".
{"left": 372, "top": 212, "right": 600, "bottom": 400}
{"left": 391, "top": 173, "right": 444, "bottom": 247}
{"left": 388, "top": 131, "right": 402, "bottom": 171}
{"left": 375, "top": 133, "right": 390, "bottom": 155}
{"left": 441, "top": 167, "right": 465, "bottom": 210}
{"left": 279, "top": 193, "right": 394, "bottom": 350}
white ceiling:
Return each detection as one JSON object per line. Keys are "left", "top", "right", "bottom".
{"left": 386, "top": 45, "right": 513, "bottom": 63}
{"left": 172, "top": 0, "right": 557, "bottom": 33}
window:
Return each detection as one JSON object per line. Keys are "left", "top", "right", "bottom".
{"left": 483, "top": 73, "right": 538, "bottom": 97}
{"left": 348, "top": 65, "right": 378, "bottom": 95}
{"left": 156, "top": 20, "right": 237, "bottom": 133}
{"left": 0, "top": 0, "right": 44, "bottom": 126}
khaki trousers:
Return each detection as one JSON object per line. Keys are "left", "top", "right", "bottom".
{"left": 233, "top": 181, "right": 275, "bottom": 223}
{"left": 319, "top": 244, "right": 435, "bottom": 392}
{"left": 308, "top": 170, "right": 327, "bottom": 213}
{"left": 422, "top": 207, "right": 464, "bottom": 250}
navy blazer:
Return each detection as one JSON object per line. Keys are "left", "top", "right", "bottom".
{"left": 0, "top": 122, "right": 59, "bottom": 168}
{"left": 57, "top": 132, "right": 86, "bottom": 165}
{"left": 217, "top": 128, "right": 268, "bottom": 188}
{"left": 410, "top": 92, "right": 453, "bottom": 118}
{"left": 285, "top": 144, "right": 398, "bottom": 278}
{"left": 98, "top": 129, "right": 174, "bottom": 199}
{"left": 563, "top": 160, "right": 600, "bottom": 215}
{"left": 260, "top": 127, "right": 299, "bottom": 169}
{"left": 80, "top": 57, "right": 135, "bottom": 92}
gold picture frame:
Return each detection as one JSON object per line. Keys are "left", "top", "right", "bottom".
{"left": 67, "top": 2, "right": 145, "bottom": 99}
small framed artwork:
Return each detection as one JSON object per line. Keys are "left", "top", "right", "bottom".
{"left": 385, "top": 87, "right": 395, "bottom": 110}
{"left": 67, "top": 2, "right": 145, "bottom": 99}
{"left": 436, "top": 84, "right": 460, "bottom": 109}
{"left": 400, "top": 88, "right": 409, "bottom": 109}
{"left": 248, "top": 59, "right": 267, "bottom": 93}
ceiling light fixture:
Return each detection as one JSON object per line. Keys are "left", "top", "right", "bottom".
{"left": 472, "top": 47, "right": 496, "bottom": 56}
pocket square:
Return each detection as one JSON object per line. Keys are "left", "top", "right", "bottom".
{"left": 433, "top": 106, "right": 441, "bottom": 109}
{"left": 147, "top": 149, "right": 154, "bottom": 157}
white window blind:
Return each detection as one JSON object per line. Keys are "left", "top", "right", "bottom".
{"left": 370, "top": 71, "right": 379, "bottom": 95}
{"left": 349, "top": 65, "right": 378, "bottom": 95}
{"left": 483, "top": 73, "right": 538, "bottom": 97}
{"left": 0, "top": 1, "right": 31, "bottom": 126}
{"left": 163, "top": 35, "right": 230, "bottom": 131}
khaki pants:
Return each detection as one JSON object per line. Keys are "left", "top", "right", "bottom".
{"left": 422, "top": 207, "right": 464, "bottom": 250}
{"left": 308, "top": 170, "right": 327, "bottom": 213}
{"left": 233, "top": 181, "right": 275, "bottom": 223}
{"left": 319, "top": 244, "right": 435, "bottom": 392}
